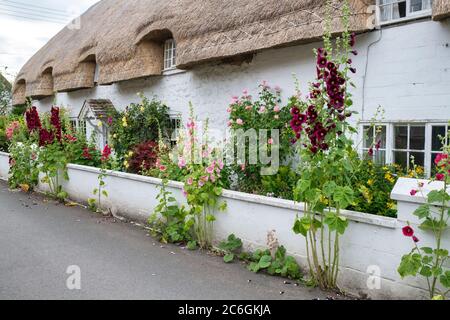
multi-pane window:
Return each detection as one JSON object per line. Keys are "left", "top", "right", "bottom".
{"left": 363, "top": 125, "right": 387, "bottom": 164}
{"left": 360, "top": 122, "right": 449, "bottom": 177}
{"left": 69, "top": 118, "right": 87, "bottom": 137}
{"left": 164, "top": 39, "right": 177, "bottom": 70}
{"left": 393, "top": 125, "right": 425, "bottom": 170}
{"left": 170, "top": 114, "right": 182, "bottom": 147}
{"left": 378, "top": 0, "right": 433, "bottom": 23}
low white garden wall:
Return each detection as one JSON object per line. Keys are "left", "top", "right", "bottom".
{"left": 0, "top": 151, "right": 447, "bottom": 299}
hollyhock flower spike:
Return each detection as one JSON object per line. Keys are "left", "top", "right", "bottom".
{"left": 101, "top": 145, "right": 112, "bottom": 162}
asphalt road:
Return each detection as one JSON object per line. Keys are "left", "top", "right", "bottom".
{"left": 0, "top": 181, "right": 333, "bottom": 300}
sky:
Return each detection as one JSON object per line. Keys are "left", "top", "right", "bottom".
{"left": 0, "top": 0, "right": 100, "bottom": 82}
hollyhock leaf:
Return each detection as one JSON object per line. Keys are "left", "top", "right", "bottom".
{"left": 223, "top": 253, "right": 235, "bottom": 263}
{"left": 398, "top": 253, "right": 422, "bottom": 278}
{"left": 440, "top": 271, "right": 450, "bottom": 288}
{"left": 427, "top": 190, "right": 447, "bottom": 204}
{"left": 419, "top": 266, "right": 432, "bottom": 277}
{"left": 322, "top": 181, "right": 337, "bottom": 197}
{"left": 421, "top": 247, "right": 433, "bottom": 254}
{"left": 333, "top": 186, "right": 354, "bottom": 209}
{"left": 413, "top": 204, "right": 430, "bottom": 219}
{"left": 434, "top": 249, "right": 449, "bottom": 257}
{"left": 258, "top": 255, "right": 272, "bottom": 269}
{"left": 419, "top": 218, "right": 446, "bottom": 232}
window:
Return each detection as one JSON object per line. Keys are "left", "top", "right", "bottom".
{"left": 164, "top": 39, "right": 176, "bottom": 70}
{"left": 69, "top": 118, "right": 87, "bottom": 137}
{"left": 170, "top": 114, "right": 182, "bottom": 147}
{"left": 393, "top": 124, "right": 425, "bottom": 170}
{"left": 378, "top": 0, "right": 433, "bottom": 23}
{"left": 363, "top": 125, "right": 387, "bottom": 164}
{"left": 360, "top": 122, "right": 448, "bottom": 177}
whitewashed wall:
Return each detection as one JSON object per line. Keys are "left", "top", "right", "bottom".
{"left": 0, "top": 151, "right": 447, "bottom": 300}
{"left": 33, "top": 19, "right": 450, "bottom": 132}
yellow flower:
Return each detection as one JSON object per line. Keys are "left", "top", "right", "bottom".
{"left": 367, "top": 179, "right": 374, "bottom": 186}
{"left": 382, "top": 166, "right": 389, "bottom": 171}
{"left": 384, "top": 173, "right": 395, "bottom": 183}
{"left": 97, "top": 120, "right": 103, "bottom": 128}
{"left": 128, "top": 151, "right": 134, "bottom": 157}
{"left": 113, "top": 134, "right": 117, "bottom": 139}
{"left": 124, "top": 160, "right": 129, "bottom": 168}
{"left": 140, "top": 106, "right": 145, "bottom": 112}
{"left": 359, "top": 186, "right": 373, "bottom": 204}
{"left": 387, "top": 202, "right": 396, "bottom": 210}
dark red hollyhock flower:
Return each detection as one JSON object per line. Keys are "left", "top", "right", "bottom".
{"left": 39, "top": 128, "right": 54, "bottom": 147}
{"left": 375, "top": 140, "right": 382, "bottom": 151}
{"left": 350, "top": 68, "right": 357, "bottom": 74}
{"left": 349, "top": 33, "right": 356, "bottom": 47}
{"left": 347, "top": 59, "right": 353, "bottom": 64}
{"left": 326, "top": 61, "right": 336, "bottom": 71}
{"left": 317, "top": 56, "right": 327, "bottom": 69}
{"left": 436, "top": 173, "right": 445, "bottom": 181}
{"left": 351, "top": 50, "right": 358, "bottom": 56}
{"left": 310, "top": 90, "right": 320, "bottom": 99}
{"left": 290, "top": 107, "right": 301, "bottom": 116}
{"left": 402, "top": 226, "right": 414, "bottom": 237}
{"left": 309, "top": 146, "right": 318, "bottom": 154}
{"left": 312, "top": 82, "right": 321, "bottom": 89}
{"left": 82, "top": 147, "right": 92, "bottom": 160}
{"left": 25, "top": 107, "right": 42, "bottom": 132}
{"left": 413, "top": 236, "right": 420, "bottom": 243}
{"left": 101, "top": 145, "right": 112, "bottom": 162}
{"left": 337, "top": 77, "right": 346, "bottom": 85}
{"left": 317, "top": 67, "right": 323, "bottom": 79}
{"left": 368, "top": 148, "right": 374, "bottom": 157}
{"left": 290, "top": 119, "right": 303, "bottom": 133}
{"left": 50, "top": 107, "right": 62, "bottom": 142}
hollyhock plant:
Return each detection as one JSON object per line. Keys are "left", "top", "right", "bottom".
{"left": 25, "top": 107, "right": 42, "bottom": 132}
{"left": 6, "top": 121, "right": 20, "bottom": 140}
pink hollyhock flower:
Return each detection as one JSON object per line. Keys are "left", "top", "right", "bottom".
{"left": 261, "top": 80, "right": 269, "bottom": 89}
{"left": 227, "top": 107, "right": 232, "bottom": 113}
{"left": 198, "top": 180, "right": 205, "bottom": 187}
{"left": 241, "top": 164, "right": 246, "bottom": 171}
{"left": 210, "top": 175, "right": 216, "bottom": 183}
{"left": 268, "top": 138, "right": 274, "bottom": 145}
{"left": 187, "top": 177, "right": 193, "bottom": 186}
{"left": 402, "top": 226, "right": 414, "bottom": 237}
{"left": 245, "top": 105, "right": 252, "bottom": 111}
{"left": 274, "top": 105, "right": 281, "bottom": 113}
{"left": 206, "top": 166, "right": 214, "bottom": 174}
{"left": 159, "top": 165, "right": 167, "bottom": 172}
{"left": 236, "top": 119, "right": 244, "bottom": 125}
{"left": 182, "top": 189, "right": 188, "bottom": 197}
{"left": 436, "top": 173, "right": 445, "bottom": 181}
{"left": 218, "top": 160, "right": 224, "bottom": 170}
{"left": 178, "top": 157, "right": 186, "bottom": 168}
{"left": 227, "top": 120, "right": 233, "bottom": 127}
{"left": 410, "top": 189, "right": 418, "bottom": 196}
{"left": 259, "top": 106, "right": 266, "bottom": 114}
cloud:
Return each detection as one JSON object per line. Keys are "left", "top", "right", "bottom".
{"left": 0, "top": 0, "right": 99, "bottom": 81}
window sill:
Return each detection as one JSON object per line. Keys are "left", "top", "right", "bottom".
{"left": 162, "top": 68, "right": 186, "bottom": 76}
{"left": 378, "top": 11, "right": 432, "bottom": 27}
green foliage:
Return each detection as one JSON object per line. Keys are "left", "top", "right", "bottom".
{"left": 109, "top": 94, "right": 172, "bottom": 171}
{"left": 148, "top": 180, "right": 192, "bottom": 244}
{"left": 218, "top": 234, "right": 243, "bottom": 263}
{"left": 228, "top": 85, "right": 294, "bottom": 194}
{"left": 8, "top": 141, "right": 40, "bottom": 190}
{"left": 247, "top": 246, "right": 302, "bottom": 280}
{"left": 261, "top": 166, "right": 298, "bottom": 199}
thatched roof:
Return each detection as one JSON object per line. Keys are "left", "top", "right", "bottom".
{"left": 13, "top": 0, "right": 376, "bottom": 105}
{"left": 433, "top": 0, "right": 450, "bottom": 20}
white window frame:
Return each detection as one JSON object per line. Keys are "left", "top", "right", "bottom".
{"left": 169, "top": 113, "right": 182, "bottom": 147}
{"left": 359, "top": 121, "right": 448, "bottom": 178}
{"left": 392, "top": 123, "right": 426, "bottom": 171}
{"left": 164, "top": 39, "right": 177, "bottom": 71}
{"left": 362, "top": 124, "right": 388, "bottom": 165}
{"left": 69, "top": 118, "right": 87, "bottom": 136}
{"left": 376, "top": 0, "right": 433, "bottom": 25}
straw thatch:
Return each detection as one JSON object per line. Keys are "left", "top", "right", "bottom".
{"left": 13, "top": 0, "right": 374, "bottom": 105}
{"left": 433, "top": 0, "right": 450, "bottom": 20}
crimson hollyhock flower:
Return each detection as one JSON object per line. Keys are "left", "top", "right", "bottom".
{"left": 39, "top": 128, "right": 54, "bottom": 147}
{"left": 25, "top": 107, "right": 42, "bottom": 132}
{"left": 375, "top": 140, "right": 382, "bottom": 151}
{"left": 50, "top": 107, "right": 62, "bottom": 142}
{"left": 101, "top": 145, "right": 112, "bottom": 162}
{"left": 368, "top": 148, "right": 374, "bottom": 157}
{"left": 317, "top": 56, "right": 327, "bottom": 69}
{"left": 349, "top": 32, "right": 356, "bottom": 47}
{"left": 82, "top": 147, "right": 92, "bottom": 160}
{"left": 410, "top": 189, "right": 418, "bottom": 196}
{"left": 413, "top": 236, "right": 420, "bottom": 243}
{"left": 436, "top": 173, "right": 445, "bottom": 181}
{"left": 434, "top": 154, "right": 448, "bottom": 167}
{"left": 290, "top": 107, "right": 301, "bottom": 116}
{"left": 350, "top": 68, "right": 357, "bottom": 74}
{"left": 402, "top": 226, "right": 414, "bottom": 237}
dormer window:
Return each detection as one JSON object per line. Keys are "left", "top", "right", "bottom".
{"left": 378, "top": 0, "right": 432, "bottom": 24}
{"left": 164, "top": 39, "right": 176, "bottom": 70}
